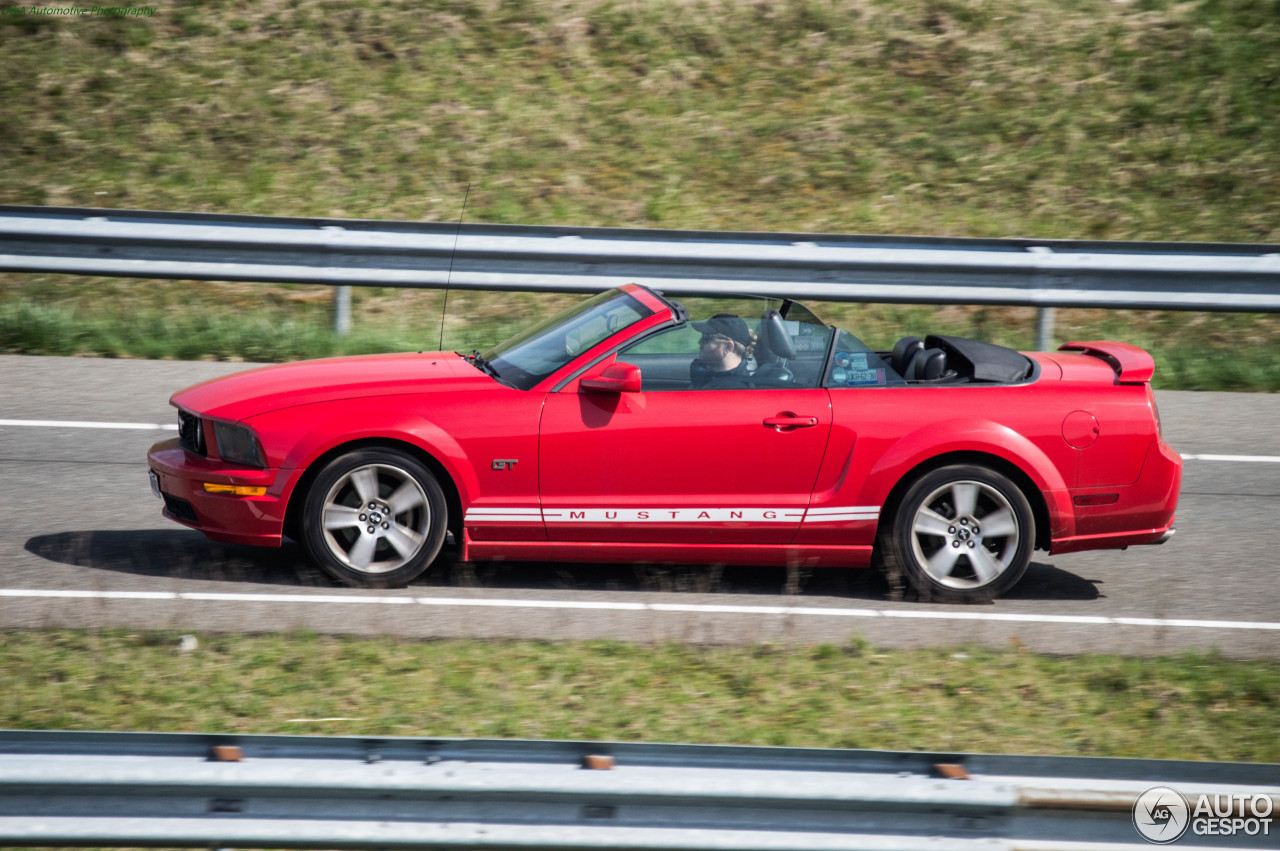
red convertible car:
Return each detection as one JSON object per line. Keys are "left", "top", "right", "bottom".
{"left": 148, "top": 284, "right": 1181, "bottom": 602}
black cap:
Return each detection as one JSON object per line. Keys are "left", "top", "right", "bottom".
{"left": 692, "top": 314, "right": 752, "bottom": 348}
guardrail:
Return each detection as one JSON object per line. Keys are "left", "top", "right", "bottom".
{"left": 2, "top": 205, "right": 1278, "bottom": 347}
{"left": 2, "top": 730, "right": 1276, "bottom": 849}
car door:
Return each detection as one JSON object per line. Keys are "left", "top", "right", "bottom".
{"left": 538, "top": 322, "right": 833, "bottom": 545}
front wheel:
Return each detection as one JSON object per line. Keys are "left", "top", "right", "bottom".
{"left": 880, "top": 464, "right": 1034, "bottom": 603}
{"left": 300, "top": 448, "right": 447, "bottom": 588}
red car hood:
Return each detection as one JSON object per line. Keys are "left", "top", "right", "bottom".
{"left": 171, "top": 352, "right": 488, "bottom": 421}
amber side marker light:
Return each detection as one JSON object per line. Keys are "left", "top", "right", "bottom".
{"left": 1073, "top": 493, "right": 1119, "bottom": 506}
{"left": 203, "top": 483, "right": 267, "bottom": 497}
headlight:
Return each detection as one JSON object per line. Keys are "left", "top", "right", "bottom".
{"left": 213, "top": 421, "right": 265, "bottom": 468}
{"left": 177, "top": 409, "right": 206, "bottom": 455}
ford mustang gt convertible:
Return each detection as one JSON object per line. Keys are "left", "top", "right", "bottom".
{"left": 148, "top": 284, "right": 1181, "bottom": 602}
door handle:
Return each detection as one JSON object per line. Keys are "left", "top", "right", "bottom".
{"left": 763, "top": 414, "right": 818, "bottom": 430}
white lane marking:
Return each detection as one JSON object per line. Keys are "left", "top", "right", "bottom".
{"left": 651, "top": 603, "right": 884, "bottom": 617}
{"left": 0, "top": 589, "right": 178, "bottom": 600}
{"left": 1182, "top": 454, "right": 1280, "bottom": 463}
{"left": 2, "top": 589, "right": 1278, "bottom": 631}
{"left": 418, "top": 597, "right": 648, "bottom": 611}
{"left": 0, "top": 419, "right": 177, "bottom": 431}
{"left": 183, "top": 592, "right": 414, "bottom": 605}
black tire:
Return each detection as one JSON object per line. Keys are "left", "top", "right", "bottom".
{"left": 300, "top": 448, "right": 447, "bottom": 588}
{"left": 880, "top": 464, "right": 1034, "bottom": 603}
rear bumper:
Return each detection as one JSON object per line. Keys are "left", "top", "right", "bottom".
{"left": 1050, "top": 438, "right": 1182, "bottom": 555}
{"left": 1050, "top": 522, "right": 1176, "bottom": 555}
{"left": 147, "top": 438, "right": 294, "bottom": 547}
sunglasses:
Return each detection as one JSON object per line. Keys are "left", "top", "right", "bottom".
{"left": 699, "top": 334, "right": 732, "bottom": 346}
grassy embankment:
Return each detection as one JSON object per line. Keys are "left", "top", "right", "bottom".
{"left": 1, "top": 0, "right": 1278, "bottom": 388}
{"left": 3, "top": 631, "right": 1278, "bottom": 762}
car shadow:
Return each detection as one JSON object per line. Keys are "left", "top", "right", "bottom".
{"left": 26, "top": 531, "right": 1102, "bottom": 602}
{"left": 25, "top": 530, "right": 334, "bottom": 587}
{"left": 1002, "top": 562, "right": 1103, "bottom": 601}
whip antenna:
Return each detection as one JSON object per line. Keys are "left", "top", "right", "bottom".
{"left": 437, "top": 182, "right": 470, "bottom": 352}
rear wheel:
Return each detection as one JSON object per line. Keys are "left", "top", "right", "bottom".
{"left": 881, "top": 464, "right": 1033, "bottom": 603}
{"left": 300, "top": 448, "right": 447, "bottom": 588}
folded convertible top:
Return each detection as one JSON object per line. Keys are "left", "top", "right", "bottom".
{"left": 926, "top": 335, "right": 1032, "bottom": 383}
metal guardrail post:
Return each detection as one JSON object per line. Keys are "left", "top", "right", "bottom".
{"left": 1028, "top": 245, "right": 1056, "bottom": 351}
{"left": 335, "top": 285, "right": 351, "bottom": 336}
{"left": 1036, "top": 306, "right": 1056, "bottom": 351}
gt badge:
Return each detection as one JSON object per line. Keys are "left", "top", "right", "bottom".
{"left": 491, "top": 459, "right": 519, "bottom": 471}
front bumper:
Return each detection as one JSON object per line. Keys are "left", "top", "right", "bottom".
{"left": 147, "top": 437, "right": 294, "bottom": 547}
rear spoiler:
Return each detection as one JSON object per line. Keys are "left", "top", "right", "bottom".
{"left": 1058, "top": 341, "right": 1154, "bottom": 384}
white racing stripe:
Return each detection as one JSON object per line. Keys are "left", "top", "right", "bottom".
{"left": 466, "top": 508, "right": 541, "bottom": 514}
{"left": 464, "top": 507, "right": 543, "bottom": 523}
{"left": 2, "top": 589, "right": 1278, "bottom": 631}
{"left": 804, "top": 509, "right": 880, "bottom": 522}
{"left": 541, "top": 508, "right": 805, "bottom": 523}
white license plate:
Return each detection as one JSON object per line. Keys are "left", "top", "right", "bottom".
{"left": 149, "top": 470, "right": 162, "bottom": 499}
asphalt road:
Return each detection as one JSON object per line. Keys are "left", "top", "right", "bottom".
{"left": 2, "top": 355, "right": 1277, "bottom": 658}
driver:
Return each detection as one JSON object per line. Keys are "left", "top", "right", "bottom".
{"left": 690, "top": 314, "right": 755, "bottom": 390}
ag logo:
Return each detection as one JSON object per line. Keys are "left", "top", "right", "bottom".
{"left": 1134, "top": 786, "right": 1191, "bottom": 844}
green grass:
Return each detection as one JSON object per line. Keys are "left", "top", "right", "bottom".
{"left": 1, "top": 0, "right": 1278, "bottom": 385}
{"left": 3, "top": 631, "right": 1277, "bottom": 761}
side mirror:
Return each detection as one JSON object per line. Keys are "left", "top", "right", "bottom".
{"left": 580, "top": 361, "right": 641, "bottom": 393}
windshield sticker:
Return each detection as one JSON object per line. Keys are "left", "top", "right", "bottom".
{"left": 841, "top": 352, "right": 869, "bottom": 370}
{"left": 831, "top": 367, "right": 886, "bottom": 386}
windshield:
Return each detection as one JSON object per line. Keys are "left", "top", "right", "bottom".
{"left": 481, "top": 289, "right": 652, "bottom": 390}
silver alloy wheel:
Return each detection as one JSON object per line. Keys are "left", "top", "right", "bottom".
{"left": 908, "top": 479, "right": 1021, "bottom": 590}
{"left": 319, "top": 463, "right": 430, "bottom": 575}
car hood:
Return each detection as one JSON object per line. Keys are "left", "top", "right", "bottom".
{"left": 170, "top": 352, "right": 490, "bottom": 421}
